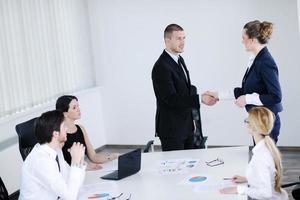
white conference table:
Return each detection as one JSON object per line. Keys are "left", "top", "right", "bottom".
{"left": 80, "top": 146, "right": 249, "bottom": 200}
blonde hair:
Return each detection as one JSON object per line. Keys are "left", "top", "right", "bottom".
{"left": 248, "top": 107, "right": 283, "bottom": 193}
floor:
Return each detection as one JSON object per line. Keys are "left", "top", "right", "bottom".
{"left": 281, "top": 149, "right": 300, "bottom": 199}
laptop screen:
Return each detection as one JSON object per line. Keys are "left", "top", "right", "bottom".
{"left": 118, "top": 148, "right": 141, "bottom": 178}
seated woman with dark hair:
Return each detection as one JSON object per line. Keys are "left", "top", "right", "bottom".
{"left": 56, "top": 95, "right": 118, "bottom": 171}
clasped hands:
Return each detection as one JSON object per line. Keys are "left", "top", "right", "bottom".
{"left": 201, "top": 91, "right": 246, "bottom": 107}
{"left": 201, "top": 91, "right": 218, "bottom": 106}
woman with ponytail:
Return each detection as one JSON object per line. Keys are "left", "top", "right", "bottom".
{"left": 220, "top": 107, "right": 288, "bottom": 199}
{"left": 205, "top": 20, "right": 283, "bottom": 143}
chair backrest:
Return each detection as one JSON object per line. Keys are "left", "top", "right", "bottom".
{"left": 15, "top": 118, "right": 38, "bottom": 161}
{"left": 292, "top": 186, "right": 300, "bottom": 200}
{"left": 143, "top": 140, "right": 154, "bottom": 153}
{"left": 0, "top": 177, "right": 9, "bottom": 200}
{"left": 190, "top": 85, "right": 207, "bottom": 149}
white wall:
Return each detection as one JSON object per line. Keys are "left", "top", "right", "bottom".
{"left": 88, "top": 0, "right": 300, "bottom": 146}
{"left": 0, "top": 87, "right": 106, "bottom": 193}
{"left": 298, "top": 0, "right": 300, "bottom": 34}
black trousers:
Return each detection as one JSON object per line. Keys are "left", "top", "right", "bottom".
{"left": 160, "top": 134, "right": 194, "bottom": 151}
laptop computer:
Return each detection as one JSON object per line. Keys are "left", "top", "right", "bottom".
{"left": 101, "top": 148, "right": 141, "bottom": 180}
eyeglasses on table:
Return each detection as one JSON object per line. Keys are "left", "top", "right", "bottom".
{"left": 205, "top": 157, "right": 224, "bottom": 167}
{"left": 107, "top": 193, "right": 131, "bottom": 200}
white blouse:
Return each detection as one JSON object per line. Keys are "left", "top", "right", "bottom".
{"left": 237, "top": 140, "right": 288, "bottom": 200}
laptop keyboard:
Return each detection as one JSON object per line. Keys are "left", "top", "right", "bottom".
{"left": 102, "top": 170, "right": 119, "bottom": 179}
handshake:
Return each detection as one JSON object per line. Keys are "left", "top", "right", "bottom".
{"left": 201, "top": 91, "right": 219, "bottom": 106}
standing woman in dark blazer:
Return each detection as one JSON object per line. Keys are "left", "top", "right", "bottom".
{"left": 207, "top": 20, "right": 283, "bottom": 143}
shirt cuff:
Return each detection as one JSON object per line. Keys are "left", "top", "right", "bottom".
{"left": 237, "top": 185, "right": 247, "bottom": 195}
{"left": 218, "top": 90, "right": 234, "bottom": 100}
{"left": 71, "top": 163, "right": 87, "bottom": 171}
{"left": 245, "top": 93, "right": 263, "bottom": 105}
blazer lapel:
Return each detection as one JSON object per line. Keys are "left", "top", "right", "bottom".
{"left": 162, "top": 51, "right": 189, "bottom": 85}
{"left": 242, "top": 47, "right": 267, "bottom": 86}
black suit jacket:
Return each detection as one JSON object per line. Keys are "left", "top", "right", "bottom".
{"left": 234, "top": 47, "right": 283, "bottom": 114}
{"left": 152, "top": 50, "right": 200, "bottom": 139}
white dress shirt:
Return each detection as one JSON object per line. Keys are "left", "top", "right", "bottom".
{"left": 218, "top": 54, "right": 263, "bottom": 105}
{"left": 237, "top": 140, "right": 288, "bottom": 200}
{"left": 19, "top": 144, "right": 86, "bottom": 200}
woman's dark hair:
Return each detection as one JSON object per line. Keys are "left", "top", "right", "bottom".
{"left": 243, "top": 20, "right": 273, "bottom": 44}
{"left": 56, "top": 95, "right": 78, "bottom": 112}
{"left": 35, "top": 110, "right": 64, "bottom": 144}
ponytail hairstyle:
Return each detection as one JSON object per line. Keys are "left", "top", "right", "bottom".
{"left": 248, "top": 107, "right": 283, "bottom": 193}
{"left": 243, "top": 20, "right": 273, "bottom": 44}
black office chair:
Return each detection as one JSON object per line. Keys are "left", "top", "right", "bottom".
{"left": 293, "top": 187, "right": 300, "bottom": 200}
{"left": 143, "top": 140, "right": 154, "bottom": 153}
{"left": 0, "top": 177, "right": 9, "bottom": 200}
{"left": 191, "top": 85, "right": 207, "bottom": 149}
{"left": 15, "top": 118, "right": 38, "bottom": 161}
{"left": 282, "top": 176, "right": 300, "bottom": 200}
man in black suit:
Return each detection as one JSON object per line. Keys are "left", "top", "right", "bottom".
{"left": 152, "top": 24, "right": 215, "bottom": 151}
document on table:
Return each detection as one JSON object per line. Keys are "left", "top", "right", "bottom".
{"left": 193, "top": 177, "right": 239, "bottom": 192}
{"left": 180, "top": 174, "right": 210, "bottom": 185}
{"left": 158, "top": 159, "right": 199, "bottom": 175}
{"left": 78, "top": 182, "right": 119, "bottom": 200}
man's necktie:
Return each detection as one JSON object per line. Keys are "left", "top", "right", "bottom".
{"left": 55, "top": 155, "right": 61, "bottom": 199}
{"left": 55, "top": 155, "right": 61, "bottom": 172}
{"left": 178, "top": 57, "right": 188, "bottom": 81}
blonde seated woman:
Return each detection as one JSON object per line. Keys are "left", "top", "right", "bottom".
{"left": 220, "top": 107, "right": 288, "bottom": 200}
{"left": 56, "top": 95, "right": 119, "bottom": 171}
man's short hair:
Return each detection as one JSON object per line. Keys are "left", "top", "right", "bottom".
{"left": 35, "top": 110, "right": 64, "bottom": 144}
{"left": 164, "top": 24, "right": 184, "bottom": 39}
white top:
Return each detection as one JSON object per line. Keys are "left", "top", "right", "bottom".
{"left": 218, "top": 55, "right": 263, "bottom": 105}
{"left": 19, "top": 144, "right": 86, "bottom": 200}
{"left": 237, "top": 140, "right": 288, "bottom": 200}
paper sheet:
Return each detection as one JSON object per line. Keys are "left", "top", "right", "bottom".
{"left": 158, "top": 159, "right": 199, "bottom": 175}
{"left": 193, "top": 178, "right": 238, "bottom": 192}
{"left": 78, "top": 182, "right": 119, "bottom": 200}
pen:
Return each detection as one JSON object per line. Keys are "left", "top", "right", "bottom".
{"left": 223, "top": 178, "right": 232, "bottom": 180}
{"left": 88, "top": 193, "right": 109, "bottom": 199}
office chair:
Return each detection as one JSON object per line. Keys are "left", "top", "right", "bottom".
{"left": 143, "top": 140, "right": 154, "bottom": 153}
{"left": 191, "top": 85, "right": 207, "bottom": 149}
{"left": 0, "top": 177, "right": 9, "bottom": 200}
{"left": 293, "top": 187, "right": 300, "bottom": 200}
{"left": 282, "top": 176, "right": 300, "bottom": 200}
{"left": 15, "top": 118, "right": 38, "bottom": 161}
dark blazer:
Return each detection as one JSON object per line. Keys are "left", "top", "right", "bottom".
{"left": 152, "top": 50, "right": 200, "bottom": 139}
{"left": 234, "top": 47, "right": 283, "bottom": 114}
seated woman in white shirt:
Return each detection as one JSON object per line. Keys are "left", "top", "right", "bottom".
{"left": 56, "top": 95, "right": 118, "bottom": 171}
{"left": 220, "top": 107, "right": 288, "bottom": 200}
